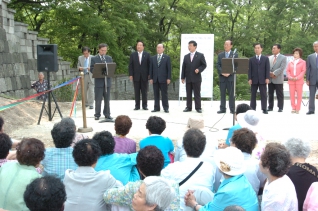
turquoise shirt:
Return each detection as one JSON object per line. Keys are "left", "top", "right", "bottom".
{"left": 200, "top": 174, "right": 259, "bottom": 211}
{"left": 0, "top": 162, "right": 41, "bottom": 211}
{"left": 95, "top": 153, "right": 139, "bottom": 185}
{"left": 225, "top": 124, "right": 242, "bottom": 146}
{"left": 139, "top": 135, "right": 174, "bottom": 168}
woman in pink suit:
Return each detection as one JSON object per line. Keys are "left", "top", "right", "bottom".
{"left": 287, "top": 48, "right": 306, "bottom": 114}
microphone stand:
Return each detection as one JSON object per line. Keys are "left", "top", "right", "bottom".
{"left": 232, "top": 50, "right": 237, "bottom": 126}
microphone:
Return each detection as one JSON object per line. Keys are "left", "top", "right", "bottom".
{"left": 233, "top": 48, "right": 237, "bottom": 54}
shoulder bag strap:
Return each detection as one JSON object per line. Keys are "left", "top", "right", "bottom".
{"left": 179, "top": 161, "right": 203, "bottom": 186}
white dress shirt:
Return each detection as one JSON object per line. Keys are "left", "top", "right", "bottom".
{"left": 161, "top": 157, "right": 216, "bottom": 210}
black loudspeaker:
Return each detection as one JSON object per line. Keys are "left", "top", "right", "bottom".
{"left": 37, "top": 44, "right": 58, "bottom": 72}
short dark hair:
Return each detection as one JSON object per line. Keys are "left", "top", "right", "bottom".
{"left": 188, "top": 40, "right": 197, "bottom": 47}
{"left": 231, "top": 128, "right": 257, "bottom": 154}
{"left": 226, "top": 40, "right": 233, "bottom": 45}
{"left": 235, "top": 103, "right": 252, "bottom": 115}
{"left": 16, "top": 138, "right": 45, "bottom": 166}
{"left": 224, "top": 205, "right": 246, "bottom": 211}
{"left": 273, "top": 44, "right": 281, "bottom": 49}
{"left": 82, "top": 46, "right": 91, "bottom": 53}
{"left": 261, "top": 143, "right": 291, "bottom": 177}
{"left": 136, "top": 40, "right": 145, "bottom": 46}
{"left": 253, "top": 43, "right": 263, "bottom": 48}
{"left": 0, "top": 133, "right": 12, "bottom": 159}
{"left": 137, "top": 146, "right": 164, "bottom": 177}
{"left": 0, "top": 116, "right": 4, "bottom": 131}
{"left": 98, "top": 43, "right": 108, "bottom": 49}
{"left": 24, "top": 176, "right": 66, "bottom": 211}
{"left": 115, "top": 115, "right": 132, "bottom": 136}
{"left": 146, "top": 116, "right": 166, "bottom": 134}
{"left": 183, "top": 128, "right": 206, "bottom": 157}
{"left": 92, "top": 131, "right": 115, "bottom": 156}
{"left": 51, "top": 118, "right": 76, "bottom": 148}
{"left": 73, "top": 139, "right": 101, "bottom": 166}
{"left": 293, "top": 48, "right": 303, "bottom": 58}
{"left": 158, "top": 43, "right": 165, "bottom": 48}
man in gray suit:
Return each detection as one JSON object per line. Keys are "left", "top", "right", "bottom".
{"left": 77, "top": 47, "right": 94, "bottom": 109}
{"left": 268, "top": 44, "right": 287, "bottom": 112}
{"left": 306, "top": 41, "right": 318, "bottom": 115}
{"left": 90, "top": 43, "right": 113, "bottom": 120}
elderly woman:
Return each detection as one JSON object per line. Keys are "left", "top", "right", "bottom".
{"left": 113, "top": 115, "right": 136, "bottom": 154}
{"left": 260, "top": 143, "right": 298, "bottom": 210}
{"left": 93, "top": 130, "right": 139, "bottom": 185}
{"left": 132, "top": 176, "right": 176, "bottom": 211}
{"left": 104, "top": 146, "right": 180, "bottom": 211}
{"left": 185, "top": 147, "right": 258, "bottom": 211}
{"left": 0, "top": 138, "right": 45, "bottom": 211}
{"left": 41, "top": 117, "right": 78, "bottom": 180}
{"left": 139, "top": 116, "right": 174, "bottom": 167}
{"left": 286, "top": 48, "right": 306, "bottom": 114}
{"left": 64, "top": 139, "right": 122, "bottom": 211}
{"left": 283, "top": 138, "right": 318, "bottom": 211}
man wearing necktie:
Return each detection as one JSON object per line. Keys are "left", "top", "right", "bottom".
{"left": 90, "top": 43, "right": 113, "bottom": 120}
{"left": 128, "top": 41, "right": 151, "bottom": 111}
{"left": 77, "top": 47, "right": 94, "bottom": 109}
{"left": 181, "top": 40, "right": 207, "bottom": 113}
{"left": 216, "top": 40, "right": 238, "bottom": 114}
{"left": 268, "top": 44, "right": 287, "bottom": 113}
{"left": 305, "top": 41, "right": 318, "bottom": 115}
{"left": 248, "top": 43, "right": 270, "bottom": 114}
{"left": 149, "top": 43, "right": 171, "bottom": 113}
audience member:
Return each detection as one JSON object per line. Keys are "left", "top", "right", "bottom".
{"left": 303, "top": 182, "right": 318, "bottom": 211}
{"left": 104, "top": 146, "right": 180, "bottom": 210}
{"left": 161, "top": 128, "right": 215, "bottom": 210}
{"left": 231, "top": 128, "right": 267, "bottom": 195}
{"left": 24, "top": 175, "right": 66, "bottom": 211}
{"left": 284, "top": 138, "right": 318, "bottom": 211}
{"left": 0, "top": 133, "right": 13, "bottom": 167}
{"left": 132, "top": 176, "right": 176, "bottom": 211}
{"left": 0, "top": 116, "right": 19, "bottom": 160}
{"left": 260, "top": 143, "right": 298, "bottom": 210}
{"left": 113, "top": 115, "right": 136, "bottom": 153}
{"left": 64, "top": 139, "right": 122, "bottom": 211}
{"left": 139, "top": 116, "right": 174, "bottom": 167}
{"left": 224, "top": 205, "right": 246, "bottom": 211}
{"left": 175, "top": 118, "right": 218, "bottom": 163}
{"left": 184, "top": 147, "right": 258, "bottom": 211}
{"left": 0, "top": 138, "right": 45, "bottom": 211}
{"left": 41, "top": 118, "right": 78, "bottom": 180}
{"left": 93, "top": 130, "right": 139, "bottom": 185}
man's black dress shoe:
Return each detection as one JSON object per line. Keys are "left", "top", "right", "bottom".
{"left": 267, "top": 108, "right": 273, "bottom": 111}
{"left": 151, "top": 110, "right": 159, "bottom": 112}
{"left": 143, "top": 107, "right": 148, "bottom": 110}
{"left": 183, "top": 108, "right": 192, "bottom": 112}
{"left": 196, "top": 109, "right": 202, "bottom": 113}
{"left": 217, "top": 110, "right": 226, "bottom": 114}
{"left": 95, "top": 117, "right": 99, "bottom": 120}
{"left": 278, "top": 109, "right": 283, "bottom": 112}
{"left": 262, "top": 110, "right": 268, "bottom": 114}
{"left": 306, "top": 111, "right": 315, "bottom": 115}
{"left": 105, "top": 116, "right": 113, "bottom": 120}
{"left": 164, "top": 110, "right": 169, "bottom": 113}
{"left": 134, "top": 108, "right": 140, "bottom": 110}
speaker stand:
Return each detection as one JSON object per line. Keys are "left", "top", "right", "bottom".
{"left": 37, "top": 72, "right": 63, "bottom": 125}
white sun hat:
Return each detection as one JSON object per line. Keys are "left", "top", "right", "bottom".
{"left": 214, "top": 147, "right": 245, "bottom": 176}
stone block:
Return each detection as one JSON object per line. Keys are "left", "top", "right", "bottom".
{"left": 15, "top": 90, "right": 25, "bottom": 99}
{"left": 20, "top": 45, "right": 27, "bottom": 53}
{"left": 0, "top": 40, "right": 4, "bottom": 52}
{"left": 27, "top": 52, "right": 33, "bottom": 59}
{"left": 29, "top": 69, "right": 35, "bottom": 81}
{"left": 19, "top": 38, "right": 26, "bottom": 45}
{"left": 0, "top": 78, "right": 6, "bottom": 92}
{"left": 13, "top": 63, "right": 25, "bottom": 75}
{"left": 21, "top": 52, "right": 28, "bottom": 62}
{"left": 10, "top": 76, "right": 17, "bottom": 90}
{"left": 20, "top": 75, "right": 29, "bottom": 89}
{"left": 15, "top": 76, "right": 22, "bottom": 89}
{"left": 14, "top": 22, "right": 28, "bottom": 33}
{"left": 0, "top": 28, "right": 7, "bottom": 40}
{"left": 25, "top": 39, "right": 32, "bottom": 47}
{"left": 4, "top": 40, "right": 9, "bottom": 53}
{"left": 0, "top": 65, "right": 3, "bottom": 78}
{"left": 0, "top": 54, "right": 3, "bottom": 65}
{"left": 4, "top": 76, "right": 12, "bottom": 91}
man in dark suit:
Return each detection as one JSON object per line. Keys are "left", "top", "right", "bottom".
{"left": 181, "top": 40, "right": 207, "bottom": 113}
{"left": 149, "top": 44, "right": 171, "bottom": 113}
{"left": 216, "top": 40, "right": 238, "bottom": 114}
{"left": 306, "top": 41, "right": 318, "bottom": 115}
{"left": 90, "top": 43, "right": 113, "bottom": 120}
{"left": 248, "top": 43, "right": 270, "bottom": 114}
{"left": 129, "top": 41, "right": 151, "bottom": 110}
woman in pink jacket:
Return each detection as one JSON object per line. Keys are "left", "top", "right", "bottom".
{"left": 286, "top": 48, "right": 306, "bottom": 114}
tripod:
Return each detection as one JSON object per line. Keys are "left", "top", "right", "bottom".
{"left": 37, "top": 72, "right": 63, "bottom": 125}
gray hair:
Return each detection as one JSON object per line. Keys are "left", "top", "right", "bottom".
{"left": 38, "top": 72, "right": 44, "bottom": 76}
{"left": 143, "top": 176, "right": 175, "bottom": 211}
{"left": 313, "top": 41, "right": 318, "bottom": 46}
{"left": 283, "top": 138, "right": 311, "bottom": 159}
{"left": 224, "top": 205, "right": 246, "bottom": 211}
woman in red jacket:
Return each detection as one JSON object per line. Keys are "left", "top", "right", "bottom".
{"left": 286, "top": 48, "right": 306, "bottom": 114}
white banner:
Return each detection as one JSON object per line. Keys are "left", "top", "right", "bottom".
{"left": 178, "top": 34, "right": 214, "bottom": 98}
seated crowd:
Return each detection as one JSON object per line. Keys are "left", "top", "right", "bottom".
{"left": 0, "top": 109, "right": 317, "bottom": 211}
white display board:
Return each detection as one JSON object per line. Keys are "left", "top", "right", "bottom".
{"left": 178, "top": 34, "right": 214, "bottom": 99}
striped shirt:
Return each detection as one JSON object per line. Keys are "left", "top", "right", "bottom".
{"left": 113, "top": 136, "right": 136, "bottom": 154}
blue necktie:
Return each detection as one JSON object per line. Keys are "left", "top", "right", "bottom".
{"left": 225, "top": 52, "right": 229, "bottom": 58}
{"left": 84, "top": 58, "right": 88, "bottom": 74}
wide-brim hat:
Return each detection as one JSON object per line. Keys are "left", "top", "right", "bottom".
{"left": 214, "top": 147, "right": 246, "bottom": 176}
{"left": 184, "top": 117, "right": 208, "bottom": 133}
{"left": 237, "top": 110, "right": 260, "bottom": 133}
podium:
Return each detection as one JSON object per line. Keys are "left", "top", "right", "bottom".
{"left": 221, "top": 58, "right": 249, "bottom": 127}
